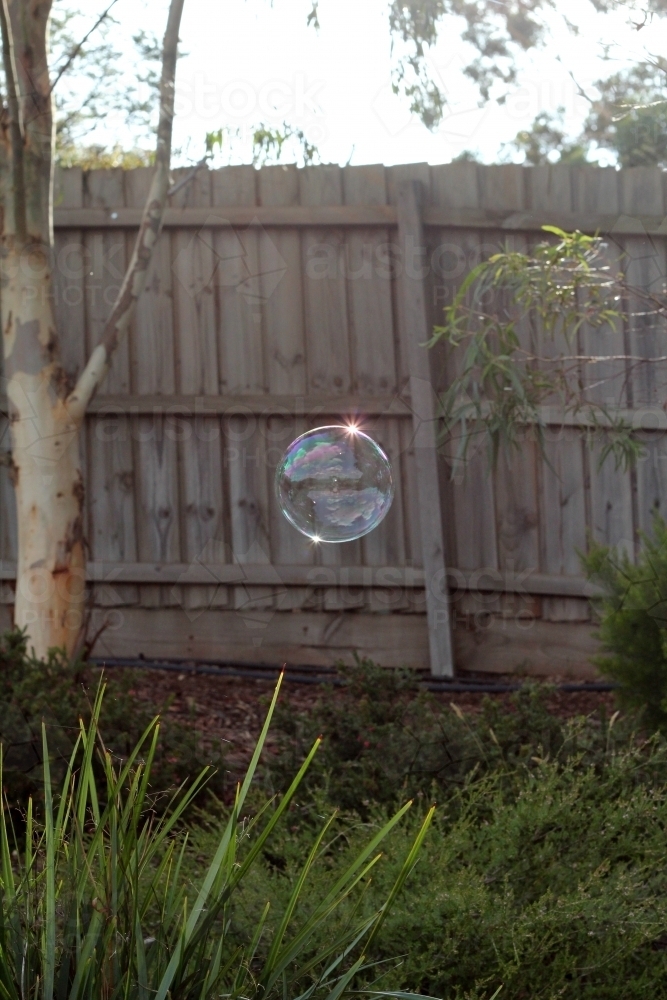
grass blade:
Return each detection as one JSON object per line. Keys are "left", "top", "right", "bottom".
{"left": 154, "top": 672, "right": 284, "bottom": 1000}
{"left": 42, "top": 726, "right": 56, "bottom": 1000}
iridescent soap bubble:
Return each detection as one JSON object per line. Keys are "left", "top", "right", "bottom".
{"left": 276, "top": 425, "right": 394, "bottom": 543}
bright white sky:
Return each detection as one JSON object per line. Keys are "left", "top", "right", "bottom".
{"left": 74, "top": 0, "right": 667, "bottom": 168}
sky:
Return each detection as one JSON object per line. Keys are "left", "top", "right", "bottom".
{"left": 66, "top": 0, "right": 667, "bottom": 168}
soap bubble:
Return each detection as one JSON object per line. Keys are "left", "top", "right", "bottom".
{"left": 276, "top": 425, "right": 394, "bottom": 543}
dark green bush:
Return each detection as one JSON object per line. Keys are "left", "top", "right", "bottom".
{"left": 263, "top": 656, "right": 623, "bottom": 814}
{"left": 208, "top": 707, "right": 667, "bottom": 999}
{"left": 0, "top": 628, "right": 225, "bottom": 808}
{"left": 583, "top": 513, "right": 667, "bottom": 730}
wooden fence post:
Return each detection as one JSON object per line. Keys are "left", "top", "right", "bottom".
{"left": 397, "top": 180, "right": 454, "bottom": 677}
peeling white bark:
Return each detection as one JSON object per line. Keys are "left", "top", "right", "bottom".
{"left": 9, "top": 370, "right": 85, "bottom": 659}
{"left": 2, "top": 240, "right": 85, "bottom": 659}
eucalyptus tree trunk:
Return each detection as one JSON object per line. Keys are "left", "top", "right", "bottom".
{"left": 1, "top": 0, "right": 185, "bottom": 660}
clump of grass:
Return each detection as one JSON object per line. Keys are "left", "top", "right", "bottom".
{"left": 0, "top": 675, "right": 444, "bottom": 1000}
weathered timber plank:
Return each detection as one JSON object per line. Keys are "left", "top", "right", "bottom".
{"left": 454, "top": 618, "right": 599, "bottom": 679}
{"left": 0, "top": 560, "right": 603, "bottom": 595}
{"left": 494, "top": 434, "right": 540, "bottom": 575}
{"left": 226, "top": 415, "right": 275, "bottom": 625}
{"left": 87, "top": 414, "right": 139, "bottom": 607}
{"left": 431, "top": 162, "right": 499, "bottom": 577}
{"left": 124, "top": 169, "right": 179, "bottom": 608}
{"left": 343, "top": 165, "right": 397, "bottom": 395}
{"left": 572, "top": 169, "right": 625, "bottom": 411}
{"left": 398, "top": 419, "right": 423, "bottom": 570}
{"left": 540, "top": 435, "right": 586, "bottom": 572}
{"left": 171, "top": 167, "right": 223, "bottom": 612}
{"left": 171, "top": 169, "right": 218, "bottom": 396}
{"left": 387, "top": 163, "right": 431, "bottom": 209}
{"left": 258, "top": 166, "right": 307, "bottom": 395}
{"left": 125, "top": 168, "right": 176, "bottom": 400}
{"left": 88, "top": 394, "right": 412, "bottom": 416}
{"left": 541, "top": 598, "right": 591, "bottom": 623}
{"left": 86, "top": 607, "right": 600, "bottom": 678}
{"left": 636, "top": 433, "right": 667, "bottom": 536}
{"left": 478, "top": 168, "right": 535, "bottom": 597}
{"left": 213, "top": 166, "right": 266, "bottom": 394}
{"left": 49, "top": 203, "right": 667, "bottom": 238}
{"left": 178, "top": 414, "right": 228, "bottom": 611}
{"left": 211, "top": 167, "right": 277, "bottom": 614}
{"left": 343, "top": 165, "right": 407, "bottom": 610}
{"left": 5, "top": 395, "right": 667, "bottom": 427}
{"left": 135, "top": 415, "right": 181, "bottom": 607}
{"left": 84, "top": 170, "right": 130, "bottom": 393}
{"left": 397, "top": 180, "right": 454, "bottom": 676}
{"left": 362, "top": 418, "right": 410, "bottom": 611}
{"left": 576, "top": 168, "right": 634, "bottom": 613}
{"left": 540, "top": 427, "right": 590, "bottom": 622}
{"left": 89, "top": 607, "right": 432, "bottom": 670}
{"left": 390, "top": 164, "right": 435, "bottom": 600}
{"left": 84, "top": 170, "right": 136, "bottom": 605}
{"left": 528, "top": 165, "right": 574, "bottom": 374}
{"left": 300, "top": 166, "right": 351, "bottom": 394}
{"left": 300, "top": 165, "right": 362, "bottom": 607}
{"left": 478, "top": 165, "right": 525, "bottom": 214}
{"left": 589, "top": 436, "right": 635, "bottom": 559}
{"left": 528, "top": 168, "right": 590, "bottom": 623}
{"left": 53, "top": 167, "right": 87, "bottom": 382}
{"left": 258, "top": 166, "right": 313, "bottom": 609}
{"left": 621, "top": 168, "right": 667, "bottom": 409}
{"left": 53, "top": 205, "right": 399, "bottom": 228}
{"left": 526, "top": 164, "right": 573, "bottom": 215}
{"left": 266, "top": 415, "right": 318, "bottom": 611}
{"left": 362, "top": 418, "right": 406, "bottom": 576}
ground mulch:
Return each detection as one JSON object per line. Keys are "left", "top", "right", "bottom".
{"left": 101, "top": 666, "right": 618, "bottom": 776}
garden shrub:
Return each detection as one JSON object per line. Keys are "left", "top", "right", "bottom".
{"left": 263, "top": 656, "right": 625, "bottom": 814}
{"left": 244, "top": 661, "right": 667, "bottom": 996}
{"left": 0, "top": 628, "right": 225, "bottom": 808}
{"left": 207, "top": 723, "right": 667, "bottom": 999}
{"left": 583, "top": 513, "right": 667, "bottom": 730}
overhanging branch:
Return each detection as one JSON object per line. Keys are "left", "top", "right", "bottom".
{"left": 67, "top": 0, "right": 186, "bottom": 420}
{"left": 48, "top": 0, "right": 120, "bottom": 97}
{"left": 0, "top": 0, "right": 26, "bottom": 242}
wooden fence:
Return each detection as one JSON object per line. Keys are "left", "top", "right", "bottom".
{"left": 2, "top": 162, "right": 667, "bottom": 677}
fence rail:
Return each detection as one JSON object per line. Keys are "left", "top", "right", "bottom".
{"left": 51, "top": 205, "right": 667, "bottom": 236}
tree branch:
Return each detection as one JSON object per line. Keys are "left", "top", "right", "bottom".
{"left": 0, "top": 0, "right": 26, "bottom": 242}
{"left": 48, "top": 0, "right": 120, "bottom": 98}
{"left": 167, "top": 154, "right": 207, "bottom": 198}
{"left": 67, "top": 0, "right": 186, "bottom": 420}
